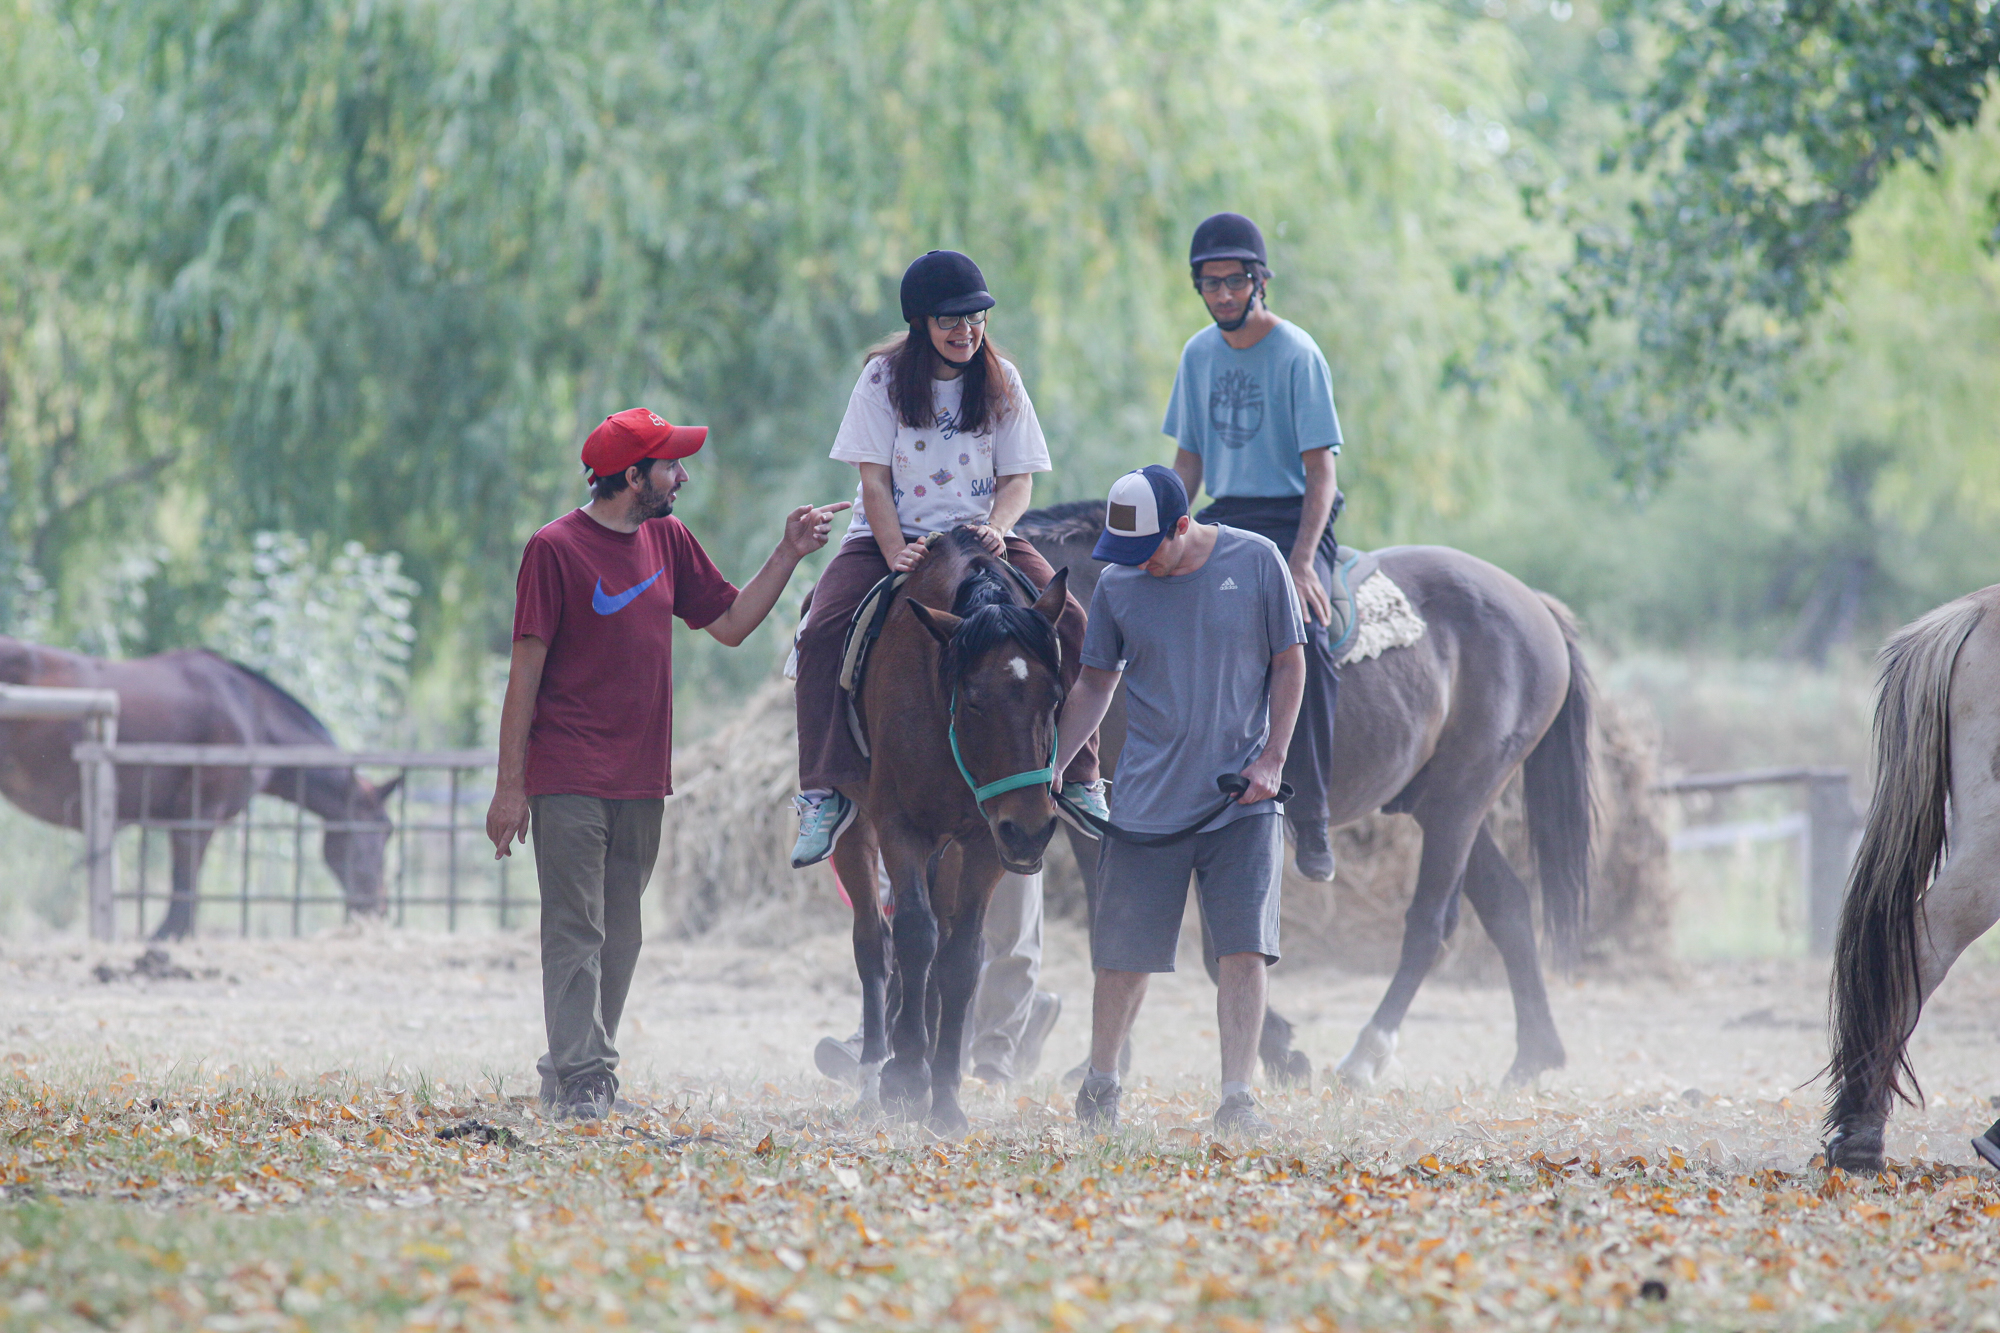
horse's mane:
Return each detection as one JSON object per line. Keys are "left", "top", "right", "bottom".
{"left": 208, "top": 653, "right": 338, "bottom": 744}
{"left": 931, "top": 529, "right": 1064, "bottom": 694}
{"left": 1014, "top": 499, "right": 1102, "bottom": 545}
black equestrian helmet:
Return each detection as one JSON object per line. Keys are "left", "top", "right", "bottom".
{"left": 899, "top": 250, "right": 996, "bottom": 324}
{"left": 1189, "top": 212, "right": 1267, "bottom": 269}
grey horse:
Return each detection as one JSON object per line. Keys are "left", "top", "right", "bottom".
{"left": 1019, "top": 501, "right": 1593, "bottom": 1088}
{"left": 1825, "top": 584, "right": 2000, "bottom": 1172}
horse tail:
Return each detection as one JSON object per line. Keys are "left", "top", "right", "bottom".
{"left": 1523, "top": 593, "right": 1594, "bottom": 966}
{"left": 1825, "top": 594, "right": 1985, "bottom": 1123}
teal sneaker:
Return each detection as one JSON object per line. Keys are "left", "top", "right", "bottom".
{"left": 790, "top": 790, "right": 857, "bottom": 869}
{"left": 1061, "top": 779, "right": 1109, "bottom": 822}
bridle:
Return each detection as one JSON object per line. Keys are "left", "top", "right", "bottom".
{"left": 947, "top": 685, "right": 1058, "bottom": 807}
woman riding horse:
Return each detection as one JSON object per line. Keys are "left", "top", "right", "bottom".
{"left": 789, "top": 250, "right": 1101, "bottom": 869}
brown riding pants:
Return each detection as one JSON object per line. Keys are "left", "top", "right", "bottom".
{"left": 796, "top": 534, "right": 1098, "bottom": 792}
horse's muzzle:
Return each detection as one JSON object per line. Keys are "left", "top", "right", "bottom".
{"left": 993, "top": 814, "right": 1057, "bottom": 875}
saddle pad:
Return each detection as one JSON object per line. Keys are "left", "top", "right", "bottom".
{"left": 1338, "top": 568, "right": 1427, "bottom": 666}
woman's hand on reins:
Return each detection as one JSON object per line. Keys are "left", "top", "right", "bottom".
{"left": 968, "top": 523, "right": 1008, "bottom": 556}
{"left": 891, "top": 542, "right": 930, "bottom": 573}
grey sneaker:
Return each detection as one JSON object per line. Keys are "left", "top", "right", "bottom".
{"left": 1060, "top": 780, "right": 1109, "bottom": 821}
{"left": 791, "top": 790, "right": 858, "bottom": 869}
{"left": 1015, "top": 991, "right": 1062, "bottom": 1079}
{"left": 1213, "top": 1090, "right": 1274, "bottom": 1137}
{"left": 1289, "top": 818, "right": 1335, "bottom": 882}
{"left": 1075, "top": 1072, "right": 1121, "bottom": 1131}
{"left": 560, "top": 1070, "right": 618, "bottom": 1122}
{"left": 814, "top": 1031, "right": 866, "bottom": 1086}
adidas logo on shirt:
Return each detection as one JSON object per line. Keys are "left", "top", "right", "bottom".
{"left": 1218, "top": 577, "right": 1239, "bottom": 591}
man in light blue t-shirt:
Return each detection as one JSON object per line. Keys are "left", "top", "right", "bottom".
{"left": 1163, "top": 212, "right": 1343, "bottom": 882}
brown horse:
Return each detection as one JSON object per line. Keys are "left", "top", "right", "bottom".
{"left": 1019, "top": 503, "right": 1594, "bottom": 1090}
{"left": 829, "top": 528, "right": 1070, "bottom": 1135}
{"left": 1825, "top": 585, "right": 2000, "bottom": 1172}
{"left": 0, "top": 636, "right": 401, "bottom": 939}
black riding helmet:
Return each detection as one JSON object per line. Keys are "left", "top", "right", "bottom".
{"left": 1189, "top": 212, "right": 1268, "bottom": 269}
{"left": 899, "top": 250, "right": 995, "bottom": 324}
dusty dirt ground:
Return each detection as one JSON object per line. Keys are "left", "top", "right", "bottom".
{"left": 7, "top": 916, "right": 1997, "bottom": 1169}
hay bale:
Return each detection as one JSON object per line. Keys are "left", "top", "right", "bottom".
{"left": 655, "top": 677, "right": 1675, "bottom": 974}
{"left": 652, "top": 680, "right": 848, "bottom": 945}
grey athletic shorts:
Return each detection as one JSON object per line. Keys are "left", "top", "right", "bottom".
{"left": 1091, "top": 812, "right": 1282, "bottom": 973}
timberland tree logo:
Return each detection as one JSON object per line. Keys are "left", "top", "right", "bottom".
{"left": 1209, "top": 369, "right": 1264, "bottom": 448}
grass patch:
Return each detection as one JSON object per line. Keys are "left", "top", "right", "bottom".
{"left": 2, "top": 1070, "right": 1999, "bottom": 1330}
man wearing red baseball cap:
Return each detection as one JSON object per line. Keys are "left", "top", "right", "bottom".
{"left": 486, "top": 408, "right": 848, "bottom": 1120}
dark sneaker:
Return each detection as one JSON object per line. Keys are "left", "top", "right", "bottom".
{"left": 1075, "top": 1072, "right": 1121, "bottom": 1131}
{"left": 1290, "top": 818, "right": 1335, "bottom": 882}
{"left": 1213, "top": 1090, "right": 1274, "bottom": 1137}
{"left": 1014, "top": 992, "right": 1062, "bottom": 1080}
{"left": 814, "top": 1031, "right": 866, "bottom": 1086}
{"left": 560, "top": 1070, "right": 617, "bottom": 1122}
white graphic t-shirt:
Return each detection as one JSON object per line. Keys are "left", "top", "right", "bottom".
{"left": 830, "top": 357, "right": 1051, "bottom": 541}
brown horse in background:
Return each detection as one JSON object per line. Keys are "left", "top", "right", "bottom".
{"left": 1825, "top": 585, "right": 2000, "bottom": 1172}
{"left": 830, "top": 528, "right": 1070, "bottom": 1135}
{"left": 0, "top": 636, "right": 401, "bottom": 939}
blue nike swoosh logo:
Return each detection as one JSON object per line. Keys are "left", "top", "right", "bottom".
{"left": 592, "top": 568, "right": 665, "bottom": 615}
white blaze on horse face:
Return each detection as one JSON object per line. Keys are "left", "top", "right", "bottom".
{"left": 1006, "top": 657, "right": 1029, "bottom": 681}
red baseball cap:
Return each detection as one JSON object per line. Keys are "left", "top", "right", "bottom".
{"left": 580, "top": 408, "right": 707, "bottom": 478}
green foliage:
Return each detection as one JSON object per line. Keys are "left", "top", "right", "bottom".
{"left": 1567, "top": 0, "right": 2000, "bottom": 476}
{"left": 2, "top": 0, "right": 1998, "bottom": 730}
{"left": 208, "top": 533, "right": 419, "bottom": 746}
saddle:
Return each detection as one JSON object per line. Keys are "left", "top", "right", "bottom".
{"left": 837, "top": 535, "right": 1043, "bottom": 758}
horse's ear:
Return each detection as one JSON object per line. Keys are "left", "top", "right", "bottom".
{"left": 906, "top": 600, "right": 962, "bottom": 645}
{"left": 1032, "top": 567, "right": 1069, "bottom": 626}
{"left": 373, "top": 774, "right": 405, "bottom": 805}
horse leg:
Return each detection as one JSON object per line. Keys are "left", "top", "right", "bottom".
{"left": 1200, "top": 906, "right": 1311, "bottom": 1088}
{"left": 927, "top": 837, "right": 1002, "bottom": 1138}
{"left": 153, "top": 828, "right": 215, "bottom": 941}
{"left": 878, "top": 823, "right": 940, "bottom": 1121}
{"left": 1829, "top": 824, "right": 2000, "bottom": 1171}
{"left": 1335, "top": 807, "right": 1481, "bottom": 1090}
{"left": 1458, "top": 825, "right": 1566, "bottom": 1086}
{"left": 832, "top": 822, "right": 891, "bottom": 1079}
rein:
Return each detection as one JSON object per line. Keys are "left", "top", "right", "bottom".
{"left": 947, "top": 685, "right": 1057, "bottom": 806}
{"left": 1055, "top": 774, "right": 1296, "bottom": 847}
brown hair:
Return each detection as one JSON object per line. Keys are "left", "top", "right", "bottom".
{"left": 863, "top": 324, "right": 1015, "bottom": 436}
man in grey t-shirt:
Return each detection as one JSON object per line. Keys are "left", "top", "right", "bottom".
{"left": 1053, "top": 465, "right": 1306, "bottom": 1136}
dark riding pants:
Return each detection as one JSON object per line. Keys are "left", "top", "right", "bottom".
{"left": 795, "top": 534, "right": 1097, "bottom": 792}
{"left": 1197, "top": 496, "right": 1340, "bottom": 827}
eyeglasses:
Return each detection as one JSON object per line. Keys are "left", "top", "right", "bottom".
{"left": 1195, "top": 272, "right": 1258, "bottom": 295}
{"left": 931, "top": 310, "right": 988, "bottom": 331}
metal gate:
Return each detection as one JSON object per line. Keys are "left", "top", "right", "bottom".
{"left": 67, "top": 739, "right": 523, "bottom": 940}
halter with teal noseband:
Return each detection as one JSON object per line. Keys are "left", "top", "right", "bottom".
{"left": 947, "top": 686, "right": 1058, "bottom": 806}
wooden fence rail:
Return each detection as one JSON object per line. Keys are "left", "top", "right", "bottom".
{"left": 1654, "top": 766, "right": 1860, "bottom": 957}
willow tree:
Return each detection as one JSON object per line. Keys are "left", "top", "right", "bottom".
{"left": 3, "top": 0, "right": 1560, "bottom": 716}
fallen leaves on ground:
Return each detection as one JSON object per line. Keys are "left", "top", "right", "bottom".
{"left": 1, "top": 1069, "right": 1997, "bottom": 1331}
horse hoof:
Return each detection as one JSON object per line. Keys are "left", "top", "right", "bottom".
{"left": 880, "top": 1059, "right": 932, "bottom": 1120}
{"left": 1265, "top": 1048, "right": 1312, "bottom": 1091}
{"left": 927, "top": 1102, "right": 970, "bottom": 1140}
{"left": 1826, "top": 1123, "right": 1886, "bottom": 1174}
{"left": 1501, "top": 1046, "right": 1565, "bottom": 1089}
{"left": 1334, "top": 1025, "right": 1397, "bottom": 1091}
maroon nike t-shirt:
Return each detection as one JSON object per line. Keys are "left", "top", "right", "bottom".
{"left": 512, "top": 509, "right": 739, "bottom": 799}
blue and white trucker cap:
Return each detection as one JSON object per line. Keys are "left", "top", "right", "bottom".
{"left": 1092, "top": 464, "right": 1190, "bottom": 565}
